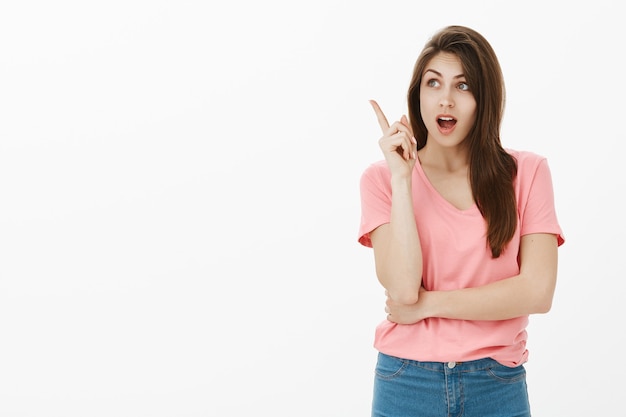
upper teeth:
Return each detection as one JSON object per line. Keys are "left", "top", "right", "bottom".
{"left": 439, "top": 117, "right": 453, "bottom": 121}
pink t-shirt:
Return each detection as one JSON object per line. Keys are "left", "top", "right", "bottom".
{"left": 358, "top": 149, "right": 565, "bottom": 366}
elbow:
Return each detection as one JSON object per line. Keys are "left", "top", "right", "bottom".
{"left": 376, "top": 266, "right": 422, "bottom": 305}
{"left": 389, "top": 288, "right": 420, "bottom": 305}
{"left": 533, "top": 298, "right": 553, "bottom": 314}
{"left": 530, "top": 287, "right": 554, "bottom": 314}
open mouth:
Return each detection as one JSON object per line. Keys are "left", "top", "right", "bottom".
{"left": 437, "top": 116, "right": 457, "bottom": 129}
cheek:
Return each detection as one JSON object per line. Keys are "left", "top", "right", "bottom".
{"left": 419, "top": 95, "right": 436, "bottom": 121}
{"left": 420, "top": 108, "right": 436, "bottom": 130}
{"left": 419, "top": 90, "right": 436, "bottom": 107}
{"left": 462, "top": 100, "right": 477, "bottom": 123}
{"left": 468, "top": 107, "right": 477, "bottom": 125}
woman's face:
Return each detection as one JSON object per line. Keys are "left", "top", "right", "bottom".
{"left": 419, "top": 52, "right": 477, "bottom": 150}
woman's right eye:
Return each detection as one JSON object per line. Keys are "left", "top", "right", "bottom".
{"left": 426, "top": 79, "right": 440, "bottom": 87}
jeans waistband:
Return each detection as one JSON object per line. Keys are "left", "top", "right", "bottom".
{"left": 382, "top": 353, "right": 508, "bottom": 373}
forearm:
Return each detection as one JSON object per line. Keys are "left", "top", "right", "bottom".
{"left": 384, "top": 233, "right": 559, "bottom": 324}
{"left": 427, "top": 274, "right": 554, "bottom": 321}
{"left": 372, "top": 177, "right": 423, "bottom": 304}
{"left": 427, "top": 234, "right": 558, "bottom": 320}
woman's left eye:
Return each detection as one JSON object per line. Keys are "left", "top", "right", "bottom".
{"left": 458, "top": 82, "right": 470, "bottom": 91}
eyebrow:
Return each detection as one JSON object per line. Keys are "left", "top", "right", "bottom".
{"left": 424, "top": 69, "right": 465, "bottom": 79}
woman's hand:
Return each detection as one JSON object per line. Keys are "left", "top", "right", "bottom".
{"left": 370, "top": 100, "right": 417, "bottom": 179}
{"left": 385, "top": 287, "right": 431, "bottom": 324}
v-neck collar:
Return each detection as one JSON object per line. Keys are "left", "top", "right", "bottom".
{"left": 413, "top": 159, "right": 480, "bottom": 215}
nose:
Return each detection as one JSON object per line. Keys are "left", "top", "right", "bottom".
{"left": 439, "top": 88, "right": 455, "bottom": 109}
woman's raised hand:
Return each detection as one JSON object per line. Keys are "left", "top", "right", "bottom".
{"left": 369, "top": 100, "right": 417, "bottom": 179}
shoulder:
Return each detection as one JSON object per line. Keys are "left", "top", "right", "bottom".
{"left": 508, "top": 148, "right": 557, "bottom": 202}
{"left": 359, "top": 160, "right": 393, "bottom": 202}
{"left": 506, "top": 148, "right": 547, "bottom": 166}
{"left": 362, "top": 159, "right": 389, "bottom": 174}
{"left": 360, "top": 160, "right": 390, "bottom": 184}
{"left": 506, "top": 148, "right": 549, "bottom": 177}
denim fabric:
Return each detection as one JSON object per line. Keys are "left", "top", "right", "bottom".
{"left": 372, "top": 352, "right": 531, "bottom": 417}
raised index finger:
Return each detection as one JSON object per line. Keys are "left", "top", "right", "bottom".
{"left": 369, "top": 100, "right": 390, "bottom": 133}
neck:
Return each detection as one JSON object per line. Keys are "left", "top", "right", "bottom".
{"left": 418, "top": 143, "right": 469, "bottom": 173}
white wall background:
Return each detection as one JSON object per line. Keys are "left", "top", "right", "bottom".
{"left": 0, "top": 1, "right": 623, "bottom": 416}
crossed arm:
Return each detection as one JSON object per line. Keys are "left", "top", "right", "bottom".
{"left": 378, "top": 232, "right": 559, "bottom": 324}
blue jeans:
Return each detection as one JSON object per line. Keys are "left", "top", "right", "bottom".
{"left": 372, "top": 352, "right": 531, "bottom": 417}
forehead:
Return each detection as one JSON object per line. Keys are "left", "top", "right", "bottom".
{"left": 423, "top": 52, "right": 464, "bottom": 76}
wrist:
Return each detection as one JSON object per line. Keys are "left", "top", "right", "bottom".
{"left": 390, "top": 175, "right": 412, "bottom": 189}
{"left": 421, "top": 289, "right": 441, "bottom": 319}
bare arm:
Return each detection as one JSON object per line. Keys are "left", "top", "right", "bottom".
{"left": 386, "top": 233, "right": 559, "bottom": 322}
{"left": 370, "top": 178, "right": 423, "bottom": 305}
{"left": 369, "top": 100, "right": 422, "bottom": 305}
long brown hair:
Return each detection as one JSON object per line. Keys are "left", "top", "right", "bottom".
{"left": 407, "top": 25, "right": 517, "bottom": 258}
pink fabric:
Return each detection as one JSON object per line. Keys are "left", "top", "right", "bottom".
{"left": 358, "top": 150, "right": 564, "bottom": 366}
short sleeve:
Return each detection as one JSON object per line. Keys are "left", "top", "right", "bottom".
{"left": 519, "top": 157, "right": 565, "bottom": 246}
{"left": 358, "top": 162, "right": 393, "bottom": 247}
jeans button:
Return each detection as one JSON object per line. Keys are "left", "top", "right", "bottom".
{"left": 447, "top": 361, "right": 456, "bottom": 369}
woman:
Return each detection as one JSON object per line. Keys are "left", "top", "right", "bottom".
{"left": 358, "top": 25, "right": 564, "bottom": 417}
